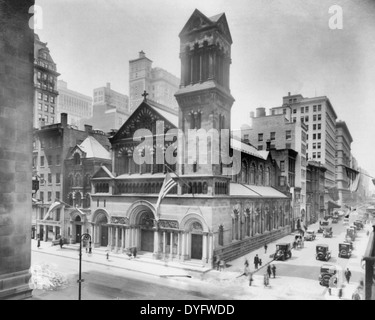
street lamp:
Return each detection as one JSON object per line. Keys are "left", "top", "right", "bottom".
{"left": 78, "top": 233, "right": 92, "bottom": 300}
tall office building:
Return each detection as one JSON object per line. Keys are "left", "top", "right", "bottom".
{"left": 129, "top": 51, "right": 180, "bottom": 112}
{"left": 34, "top": 34, "right": 60, "bottom": 128}
{"left": 56, "top": 80, "right": 93, "bottom": 129}
{"left": 270, "top": 93, "right": 338, "bottom": 190}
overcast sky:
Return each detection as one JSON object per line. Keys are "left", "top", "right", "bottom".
{"left": 35, "top": 0, "right": 375, "bottom": 186}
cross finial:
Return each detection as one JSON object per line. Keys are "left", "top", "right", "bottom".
{"left": 142, "top": 90, "right": 149, "bottom": 101}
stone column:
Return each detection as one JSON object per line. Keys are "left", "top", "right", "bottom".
{"left": 91, "top": 224, "right": 95, "bottom": 243}
{"left": 202, "top": 233, "right": 208, "bottom": 264}
{"left": 170, "top": 232, "right": 173, "bottom": 259}
{"left": 125, "top": 227, "right": 130, "bottom": 249}
{"left": 208, "top": 233, "right": 214, "bottom": 266}
{"left": 153, "top": 229, "right": 159, "bottom": 259}
{"left": 108, "top": 226, "right": 112, "bottom": 250}
{"left": 199, "top": 53, "right": 203, "bottom": 82}
{"left": 43, "top": 225, "right": 47, "bottom": 242}
{"left": 115, "top": 227, "right": 119, "bottom": 253}
{"left": 53, "top": 226, "right": 57, "bottom": 240}
{"left": 163, "top": 232, "right": 166, "bottom": 259}
{"left": 181, "top": 232, "right": 186, "bottom": 261}
{"left": 177, "top": 232, "right": 181, "bottom": 260}
{"left": 208, "top": 50, "right": 214, "bottom": 79}
{"left": 190, "top": 55, "right": 194, "bottom": 84}
{"left": 121, "top": 228, "right": 125, "bottom": 252}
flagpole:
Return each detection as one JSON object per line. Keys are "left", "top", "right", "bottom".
{"left": 164, "top": 164, "right": 195, "bottom": 197}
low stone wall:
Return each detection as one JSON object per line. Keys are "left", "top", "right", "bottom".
{"left": 213, "top": 226, "right": 291, "bottom": 264}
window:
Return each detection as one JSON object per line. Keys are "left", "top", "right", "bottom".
{"left": 38, "top": 92, "right": 42, "bottom": 100}
{"left": 74, "top": 153, "right": 81, "bottom": 165}
{"left": 305, "top": 106, "right": 309, "bottom": 113}
{"left": 258, "top": 145, "right": 263, "bottom": 150}
{"left": 48, "top": 173, "right": 52, "bottom": 184}
{"left": 40, "top": 174, "right": 44, "bottom": 185}
{"left": 44, "top": 94, "right": 49, "bottom": 102}
{"left": 56, "top": 173, "right": 60, "bottom": 184}
{"left": 318, "top": 133, "right": 321, "bottom": 139}
{"left": 318, "top": 105, "right": 321, "bottom": 111}
{"left": 317, "top": 152, "right": 321, "bottom": 158}
{"left": 313, "top": 143, "right": 316, "bottom": 149}
{"left": 305, "top": 116, "right": 309, "bottom": 122}
{"left": 56, "top": 191, "right": 60, "bottom": 200}
{"left": 286, "top": 130, "right": 292, "bottom": 140}
{"left": 51, "top": 116, "right": 54, "bottom": 123}
{"left": 44, "top": 104, "right": 48, "bottom": 112}
{"left": 56, "top": 155, "right": 61, "bottom": 166}
{"left": 37, "top": 71, "right": 41, "bottom": 79}
{"left": 301, "top": 108, "right": 304, "bottom": 113}
{"left": 38, "top": 103, "right": 42, "bottom": 110}
{"left": 293, "top": 117, "right": 296, "bottom": 123}
{"left": 317, "top": 142, "right": 321, "bottom": 149}
{"left": 40, "top": 156, "right": 45, "bottom": 166}
{"left": 38, "top": 114, "right": 43, "bottom": 121}
{"left": 283, "top": 109, "right": 286, "bottom": 114}
{"left": 300, "top": 116, "right": 304, "bottom": 123}
{"left": 244, "top": 134, "right": 249, "bottom": 141}
{"left": 313, "top": 115, "right": 317, "bottom": 121}
{"left": 279, "top": 176, "right": 286, "bottom": 187}
{"left": 48, "top": 192, "right": 52, "bottom": 202}
{"left": 280, "top": 161, "right": 285, "bottom": 172}
{"left": 45, "top": 116, "right": 48, "bottom": 123}
{"left": 313, "top": 134, "right": 316, "bottom": 140}
{"left": 270, "top": 132, "right": 276, "bottom": 140}
{"left": 313, "top": 152, "right": 316, "bottom": 159}
{"left": 258, "top": 133, "right": 263, "bottom": 142}
{"left": 50, "top": 96, "right": 55, "bottom": 103}
{"left": 318, "top": 123, "right": 321, "bottom": 130}
{"left": 313, "top": 124, "right": 316, "bottom": 130}
{"left": 40, "top": 191, "right": 44, "bottom": 202}
{"left": 318, "top": 114, "right": 321, "bottom": 121}
{"left": 293, "top": 109, "right": 297, "bottom": 114}
{"left": 50, "top": 106, "right": 55, "bottom": 114}
{"left": 48, "top": 155, "right": 52, "bottom": 165}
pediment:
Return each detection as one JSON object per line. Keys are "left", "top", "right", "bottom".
{"left": 111, "top": 101, "right": 177, "bottom": 143}
{"left": 215, "top": 14, "right": 233, "bottom": 44}
{"left": 69, "top": 146, "right": 86, "bottom": 160}
{"left": 179, "top": 9, "right": 213, "bottom": 38}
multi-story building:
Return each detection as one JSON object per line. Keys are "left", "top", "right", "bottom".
{"left": 270, "top": 93, "right": 338, "bottom": 190}
{"left": 56, "top": 80, "right": 93, "bottom": 129}
{"left": 240, "top": 108, "right": 307, "bottom": 230}
{"left": 129, "top": 51, "right": 180, "bottom": 113}
{"left": 335, "top": 120, "right": 353, "bottom": 206}
{"left": 84, "top": 9, "right": 291, "bottom": 267}
{"left": 0, "top": 0, "right": 34, "bottom": 300}
{"left": 34, "top": 34, "right": 60, "bottom": 128}
{"left": 32, "top": 113, "right": 111, "bottom": 243}
{"left": 83, "top": 83, "right": 130, "bottom": 133}
{"left": 307, "top": 161, "right": 326, "bottom": 224}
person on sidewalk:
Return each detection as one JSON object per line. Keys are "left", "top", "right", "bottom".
{"left": 249, "top": 272, "right": 254, "bottom": 286}
{"left": 106, "top": 252, "right": 109, "bottom": 261}
{"left": 264, "top": 272, "right": 269, "bottom": 287}
{"left": 267, "top": 265, "right": 272, "bottom": 279}
{"left": 37, "top": 238, "right": 41, "bottom": 249}
{"left": 215, "top": 255, "right": 220, "bottom": 271}
{"left": 271, "top": 264, "right": 276, "bottom": 278}
{"left": 59, "top": 237, "right": 63, "bottom": 249}
{"left": 264, "top": 243, "right": 268, "bottom": 253}
{"left": 254, "top": 254, "right": 259, "bottom": 270}
{"left": 345, "top": 268, "right": 352, "bottom": 284}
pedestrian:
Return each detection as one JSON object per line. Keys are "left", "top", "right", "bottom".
{"left": 264, "top": 243, "right": 268, "bottom": 253}
{"left": 59, "top": 237, "right": 63, "bottom": 249}
{"left": 263, "top": 272, "right": 269, "bottom": 287}
{"left": 254, "top": 254, "right": 259, "bottom": 270}
{"left": 267, "top": 265, "right": 272, "bottom": 278}
{"left": 133, "top": 247, "right": 137, "bottom": 258}
{"left": 259, "top": 258, "right": 262, "bottom": 267}
{"left": 345, "top": 268, "right": 352, "bottom": 284}
{"left": 106, "top": 252, "right": 109, "bottom": 260}
{"left": 243, "top": 258, "right": 250, "bottom": 276}
{"left": 271, "top": 264, "right": 276, "bottom": 278}
{"left": 37, "top": 238, "right": 41, "bottom": 249}
{"left": 249, "top": 272, "right": 254, "bottom": 286}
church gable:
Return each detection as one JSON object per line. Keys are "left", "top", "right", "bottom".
{"left": 111, "top": 101, "right": 177, "bottom": 143}
{"left": 214, "top": 14, "right": 233, "bottom": 44}
{"left": 68, "top": 145, "right": 86, "bottom": 160}
{"left": 92, "top": 165, "right": 114, "bottom": 179}
{"left": 179, "top": 9, "right": 213, "bottom": 38}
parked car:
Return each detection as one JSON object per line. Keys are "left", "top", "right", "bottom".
{"left": 338, "top": 243, "right": 352, "bottom": 259}
{"left": 316, "top": 244, "right": 331, "bottom": 261}
{"left": 319, "top": 264, "right": 344, "bottom": 288}
{"left": 323, "top": 227, "right": 333, "bottom": 238}
{"left": 346, "top": 228, "right": 356, "bottom": 241}
{"left": 304, "top": 230, "right": 316, "bottom": 241}
{"left": 354, "top": 220, "right": 364, "bottom": 230}
{"left": 343, "top": 239, "right": 354, "bottom": 251}
{"left": 318, "top": 220, "right": 330, "bottom": 233}
{"left": 270, "top": 243, "right": 292, "bottom": 261}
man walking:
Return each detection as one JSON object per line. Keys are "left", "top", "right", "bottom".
{"left": 59, "top": 237, "right": 63, "bottom": 249}
{"left": 271, "top": 264, "right": 276, "bottom": 278}
{"left": 267, "top": 265, "right": 272, "bottom": 279}
{"left": 254, "top": 254, "right": 260, "bottom": 270}
{"left": 345, "top": 268, "right": 352, "bottom": 284}
{"left": 264, "top": 243, "right": 268, "bottom": 253}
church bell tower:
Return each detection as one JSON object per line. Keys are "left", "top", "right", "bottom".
{"left": 175, "top": 9, "right": 235, "bottom": 177}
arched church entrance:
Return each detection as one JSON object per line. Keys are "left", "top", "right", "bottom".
{"left": 139, "top": 211, "right": 154, "bottom": 252}
{"left": 190, "top": 221, "right": 204, "bottom": 260}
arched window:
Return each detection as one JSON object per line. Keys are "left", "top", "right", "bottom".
{"left": 203, "top": 182, "right": 208, "bottom": 194}
{"left": 250, "top": 163, "right": 255, "bottom": 184}
{"left": 75, "top": 192, "right": 82, "bottom": 207}
{"left": 265, "top": 167, "right": 270, "bottom": 186}
{"left": 241, "top": 161, "right": 248, "bottom": 184}
{"left": 258, "top": 165, "right": 264, "bottom": 185}
{"left": 198, "top": 182, "right": 202, "bottom": 194}
{"left": 74, "top": 153, "right": 81, "bottom": 165}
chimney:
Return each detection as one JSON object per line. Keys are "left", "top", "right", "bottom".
{"left": 266, "top": 139, "right": 271, "bottom": 151}
{"left": 288, "top": 92, "right": 291, "bottom": 96}
{"left": 256, "top": 107, "right": 266, "bottom": 118}
{"left": 61, "top": 113, "right": 68, "bottom": 126}
{"left": 250, "top": 111, "right": 255, "bottom": 118}
{"left": 106, "top": 82, "right": 111, "bottom": 89}
{"left": 139, "top": 50, "right": 146, "bottom": 58}
{"left": 84, "top": 124, "right": 93, "bottom": 133}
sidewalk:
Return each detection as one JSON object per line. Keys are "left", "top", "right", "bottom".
{"left": 31, "top": 239, "right": 210, "bottom": 278}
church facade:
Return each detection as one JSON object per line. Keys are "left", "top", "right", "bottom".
{"left": 84, "top": 9, "right": 292, "bottom": 266}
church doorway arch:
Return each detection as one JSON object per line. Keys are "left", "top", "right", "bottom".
{"left": 138, "top": 210, "right": 155, "bottom": 252}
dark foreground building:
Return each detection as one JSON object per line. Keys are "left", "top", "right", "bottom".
{"left": 0, "top": 0, "right": 35, "bottom": 299}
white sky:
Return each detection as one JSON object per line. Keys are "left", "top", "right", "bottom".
{"left": 35, "top": 0, "right": 375, "bottom": 185}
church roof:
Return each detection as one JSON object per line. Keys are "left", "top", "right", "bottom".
{"left": 231, "top": 138, "right": 266, "bottom": 160}
{"left": 230, "top": 183, "right": 288, "bottom": 198}
{"left": 79, "top": 136, "right": 111, "bottom": 160}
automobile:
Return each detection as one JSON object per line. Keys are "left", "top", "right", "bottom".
{"left": 304, "top": 230, "right": 316, "bottom": 241}
{"left": 346, "top": 228, "right": 355, "bottom": 241}
{"left": 316, "top": 244, "right": 331, "bottom": 261}
{"left": 338, "top": 243, "right": 352, "bottom": 259}
{"left": 354, "top": 220, "right": 364, "bottom": 230}
{"left": 319, "top": 264, "right": 344, "bottom": 288}
{"left": 318, "top": 220, "right": 330, "bottom": 233}
{"left": 271, "top": 243, "right": 292, "bottom": 261}
{"left": 323, "top": 227, "right": 333, "bottom": 238}
{"left": 332, "top": 216, "right": 339, "bottom": 224}
{"left": 343, "top": 239, "right": 354, "bottom": 251}
{"left": 349, "top": 225, "right": 357, "bottom": 237}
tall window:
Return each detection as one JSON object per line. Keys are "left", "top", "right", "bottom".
{"left": 286, "top": 130, "right": 292, "bottom": 140}
{"left": 258, "top": 133, "right": 263, "bottom": 142}
{"left": 318, "top": 114, "right": 321, "bottom": 121}
{"left": 56, "top": 173, "right": 60, "bottom": 184}
{"left": 48, "top": 173, "right": 52, "bottom": 184}
{"left": 270, "top": 132, "right": 276, "bottom": 140}
{"left": 318, "top": 105, "right": 322, "bottom": 111}
{"left": 280, "top": 161, "right": 285, "bottom": 172}
{"left": 40, "top": 156, "right": 45, "bottom": 166}
{"left": 48, "top": 192, "right": 52, "bottom": 202}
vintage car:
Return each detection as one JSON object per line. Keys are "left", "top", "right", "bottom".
{"left": 338, "top": 243, "right": 352, "bottom": 259}
{"left": 271, "top": 243, "right": 292, "bottom": 261}
{"left": 354, "top": 220, "right": 364, "bottom": 230}
{"left": 343, "top": 239, "right": 354, "bottom": 251}
{"left": 316, "top": 244, "right": 331, "bottom": 261}
{"left": 304, "top": 230, "right": 316, "bottom": 241}
{"left": 323, "top": 227, "right": 333, "bottom": 238}
{"left": 318, "top": 220, "right": 330, "bottom": 233}
{"left": 319, "top": 264, "right": 337, "bottom": 287}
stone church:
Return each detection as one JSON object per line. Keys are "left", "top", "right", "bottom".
{"left": 81, "top": 9, "right": 292, "bottom": 266}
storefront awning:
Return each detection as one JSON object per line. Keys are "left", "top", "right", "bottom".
{"left": 230, "top": 183, "right": 288, "bottom": 198}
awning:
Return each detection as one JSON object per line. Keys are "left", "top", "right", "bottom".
{"left": 230, "top": 183, "right": 288, "bottom": 199}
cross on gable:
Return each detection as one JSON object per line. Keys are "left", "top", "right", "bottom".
{"left": 142, "top": 90, "right": 149, "bottom": 101}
